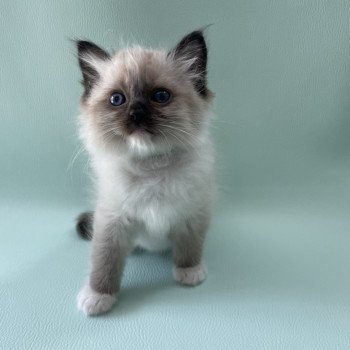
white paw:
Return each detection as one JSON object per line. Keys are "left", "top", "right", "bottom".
{"left": 173, "top": 262, "right": 207, "bottom": 286}
{"left": 77, "top": 284, "right": 117, "bottom": 316}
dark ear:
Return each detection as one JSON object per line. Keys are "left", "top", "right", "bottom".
{"left": 170, "top": 30, "right": 208, "bottom": 96}
{"left": 76, "top": 40, "right": 110, "bottom": 97}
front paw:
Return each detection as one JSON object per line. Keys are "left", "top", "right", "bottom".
{"left": 77, "top": 284, "right": 117, "bottom": 316}
{"left": 173, "top": 262, "right": 207, "bottom": 286}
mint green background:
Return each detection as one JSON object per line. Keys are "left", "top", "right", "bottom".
{"left": 1, "top": 1, "right": 350, "bottom": 349}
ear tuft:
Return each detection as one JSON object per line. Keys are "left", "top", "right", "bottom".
{"left": 76, "top": 40, "right": 110, "bottom": 98}
{"left": 169, "top": 30, "right": 208, "bottom": 96}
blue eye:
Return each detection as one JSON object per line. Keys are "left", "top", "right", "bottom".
{"left": 110, "top": 92, "right": 126, "bottom": 106}
{"left": 152, "top": 89, "right": 171, "bottom": 104}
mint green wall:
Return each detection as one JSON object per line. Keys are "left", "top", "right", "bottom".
{"left": 2, "top": 2, "right": 350, "bottom": 349}
{"left": 2, "top": 1, "right": 350, "bottom": 204}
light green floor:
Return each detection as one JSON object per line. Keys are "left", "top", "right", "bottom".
{"left": 1, "top": 182, "right": 350, "bottom": 349}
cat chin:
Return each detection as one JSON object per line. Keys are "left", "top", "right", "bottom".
{"left": 127, "top": 132, "right": 154, "bottom": 156}
{"left": 126, "top": 132, "right": 170, "bottom": 157}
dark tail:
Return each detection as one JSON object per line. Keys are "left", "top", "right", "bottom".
{"left": 76, "top": 211, "right": 94, "bottom": 240}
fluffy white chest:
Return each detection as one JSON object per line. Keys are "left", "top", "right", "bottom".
{"left": 124, "top": 171, "right": 192, "bottom": 235}
{"left": 118, "top": 170, "right": 190, "bottom": 251}
{"left": 95, "top": 148, "right": 213, "bottom": 251}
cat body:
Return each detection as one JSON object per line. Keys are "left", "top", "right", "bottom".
{"left": 83, "top": 127, "right": 214, "bottom": 251}
{"left": 75, "top": 30, "right": 215, "bottom": 315}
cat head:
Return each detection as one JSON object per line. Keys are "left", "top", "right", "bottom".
{"left": 77, "top": 30, "right": 213, "bottom": 157}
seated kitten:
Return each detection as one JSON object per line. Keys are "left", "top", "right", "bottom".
{"left": 75, "top": 30, "right": 215, "bottom": 316}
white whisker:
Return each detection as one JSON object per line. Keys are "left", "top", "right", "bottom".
{"left": 66, "top": 145, "right": 86, "bottom": 174}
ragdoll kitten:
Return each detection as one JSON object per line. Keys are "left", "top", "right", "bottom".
{"left": 75, "top": 30, "right": 215, "bottom": 316}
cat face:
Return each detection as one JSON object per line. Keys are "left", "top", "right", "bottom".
{"left": 77, "top": 30, "right": 213, "bottom": 157}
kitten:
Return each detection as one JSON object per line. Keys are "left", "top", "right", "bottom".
{"left": 75, "top": 30, "right": 215, "bottom": 316}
